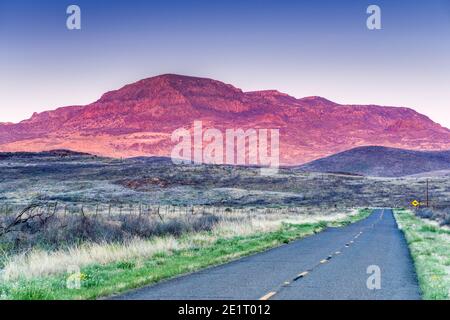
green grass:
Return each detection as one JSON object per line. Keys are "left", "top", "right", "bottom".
{"left": 394, "top": 209, "right": 450, "bottom": 300}
{"left": 0, "top": 209, "right": 371, "bottom": 300}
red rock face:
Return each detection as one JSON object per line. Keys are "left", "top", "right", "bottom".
{"left": 1, "top": 74, "right": 449, "bottom": 165}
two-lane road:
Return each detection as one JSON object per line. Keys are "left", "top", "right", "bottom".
{"left": 112, "top": 209, "right": 421, "bottom": 300}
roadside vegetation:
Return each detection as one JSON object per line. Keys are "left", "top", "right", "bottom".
{"left": 394, "top": 208, "right": 450, "bottom": 300}
{"left": 415, "top": 207, "right": 450, "bottom": 227}
{"left": 0, "top": 205, "right": 371, "bottom": 300}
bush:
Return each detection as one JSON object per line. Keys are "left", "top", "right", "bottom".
{"left": 415, "top": 207, "right": 450, "bottom": 227}
{"left": 0, "top": 208, "right": 221, "bottom": 254}
{"left": 416, "top": 208, "right": 433, "bottom": 219}
{"left": 439, "top": 212, "right": 450, "bottom": 227}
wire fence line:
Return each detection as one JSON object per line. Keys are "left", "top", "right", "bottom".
{"left": 0, "top": 202, "right": 221, "bottom": 218}
{"left": 0, "top": 201, "right": 358, "bottom": 219}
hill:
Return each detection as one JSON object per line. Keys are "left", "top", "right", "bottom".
{"left": 298, "top": 146, "right": 450, "bottom": 177}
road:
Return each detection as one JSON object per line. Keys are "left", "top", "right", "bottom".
{"left": 112, "top": 209, "right": 421, "bottom": 300}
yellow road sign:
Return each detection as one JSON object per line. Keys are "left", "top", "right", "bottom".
{"left": 411, "top": 200, "right": 420, "bottom": 207}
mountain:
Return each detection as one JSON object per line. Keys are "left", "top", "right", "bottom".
{"left": 0, "top": 149, "right": 92, "bottom": 160}
{"left": 1, "top": 74, "right": 450, "bottom": 165}
{"left": 298, "top": 146, "right": 450, "bottom": 177}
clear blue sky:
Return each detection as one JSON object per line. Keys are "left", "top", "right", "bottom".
{"left": 1, "top": 0, "right": 449, "bottom": 128}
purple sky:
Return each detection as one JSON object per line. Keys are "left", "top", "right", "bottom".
{"left": 1, "top": 0, "right": 450, "bottom": 128}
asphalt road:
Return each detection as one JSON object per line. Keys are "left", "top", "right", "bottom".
{"left": 112, "top": 209, "right": 421, "bottom": 300}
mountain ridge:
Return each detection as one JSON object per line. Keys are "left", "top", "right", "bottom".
{"left": 1, "top": 74, "right": 449, "bottom": 165}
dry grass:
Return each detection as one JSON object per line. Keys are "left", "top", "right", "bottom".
{"left": 2, "top": 237, "right": 181, "bottom": 280}
{"left": 1, "top": 206, "right": 355, "bottom": 281}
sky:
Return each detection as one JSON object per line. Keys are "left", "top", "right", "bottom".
{"left": 1, "top": 0, "right": 450, "bottom": 128}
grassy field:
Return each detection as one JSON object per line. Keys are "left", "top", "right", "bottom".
{"left": 0, "top": 208, "right": 371, "bottom": 300}
{"left": 394, "top": 209, "right": 450, "bottom": 300}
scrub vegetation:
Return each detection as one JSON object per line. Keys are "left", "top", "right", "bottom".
{"left": 394, "top": 208, "right": 450, "bottom": 300}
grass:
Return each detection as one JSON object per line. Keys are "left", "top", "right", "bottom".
{"left": 0, "top": 208, "right": 371, "bottom": 300}
{"left": 394, "top": 208, "right": 450, "bottom": 300}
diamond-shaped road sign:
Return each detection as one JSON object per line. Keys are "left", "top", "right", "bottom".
{"left": 411, "top": 200, "right": 420, "bottom": 207}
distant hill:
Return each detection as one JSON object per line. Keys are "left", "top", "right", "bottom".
{"left": 0, "top": 149, "right": 92, "bottom": 159}
{"left": 297, "top": 146, "right": 450, "bottom": 177}
{"left": 406, "top": 170, "right": 450, "bottom": 178}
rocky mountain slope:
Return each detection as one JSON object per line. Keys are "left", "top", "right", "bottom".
{"left": 1, "top": 74, "right": 449, "bottom": 165}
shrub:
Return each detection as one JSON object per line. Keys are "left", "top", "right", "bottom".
{"left": 416, "top": 208, "right": 433, "bottom": 219}
{"left": 0, "top": 207, "right": 221, "bottom": 254}
{"left": 414, "top": 207, "right": 450, "bottom": 227}
{"left": 440, "top": 213, "right": 450, "bottom": 227}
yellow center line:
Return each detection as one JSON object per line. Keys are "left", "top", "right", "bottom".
{"left": 260, "top": 217, "right": 376, "bottom": 300}
{"left": 293, "top": 271, "right": 309, "bottom": 281}
{"left": 259, "top": 291, "right": 277, "bottom": 300}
